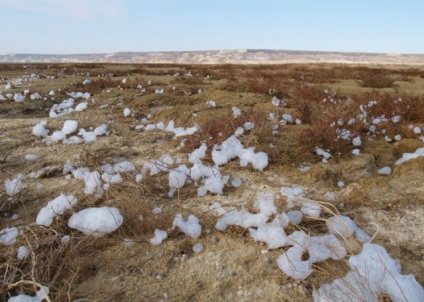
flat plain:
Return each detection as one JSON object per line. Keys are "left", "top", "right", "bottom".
{"left": 1, "top": 63, "right": 424, "bottom": 301}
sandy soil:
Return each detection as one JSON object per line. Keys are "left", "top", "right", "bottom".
{"left": 1, "top": 64, "right": 423, "bottom": 301}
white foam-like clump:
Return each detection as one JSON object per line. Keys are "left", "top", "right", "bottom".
{"left": 271, "top": 96, "right": 281, "bottom": 107}
{"left": 172, "top": 214, "right": 202, "bottom": 238}
{"left": 94, "top": 124, "right": 109, "bottom": 136}
{"left": 68, "top": 207, "right": 123, "bottom": 237}
{"left": 352, "top": 148, "right": 360, "bottom": 156}
{"left": 0, "top": 227, "right": 19, "bottom": 245}
{"left": 287, "top": 210, "right": 303, "bottom": 224}
{"left": 74, "top": 101, "right": 88, "bottom": 111}
{"left": 281, "top": 113, "right": 293, "bottom": 124}
{"left": 378, "top": 166, "right": 392, "bottom": 175}
{"left": 216, "top": 193, "right": 276, "bottom": 231}
{"left": 113, "top": 160, "right": 135, "bottom": 173}
{"left": 315, "top": 148, "right": 331, "bottom": 160}
{"left": 244, "top": 121, "right": 254, "bottom": 131}
{"left": 168, "top": 164, "right": 189, "bottom": 197}
{"left": 277, "top": 231, "right": 312, "bottom": 280}
{"left": 352, "top": 136, "right": 362, "bottom": 146}
{"left": 63, "top": 136, "right": 84, "bottom": 145}
{"left": 308, "top": 234, "right": 347, "bottom": 263}
{"left": 36, "top": 194, "right": 77, "bottom": 226}
{"left": 239, "top": 147, "right": 269, "bottom": 171}
{"left": 215, "top": 208, "right": 268, "bottom": 231}
{"left": 45, "top": 131, "right": 66, "bottom": 143}
{"left": 234, "top": 127, "right": 244, "bottom": 136}
{"left": 395, "top": 147, "right": 424, "bottom": 165}
{"left": 61, "top": 120, "right": 78, "bottom": 135}
{"left": 197, "top": 172, "right": 226, "bottom": 196}
{"left": 212, "top": 135, "right": 244, "bottom": 165}
{"left": 277, "top": 231, "right": 346, "bottom": 280}
{"left": 231, "top": 177, "right": 242, "bottom": 188}
{"left": 29, "top": 92, "right": 41, "bottom": 101}
{"left": 188, "top": 143, "right": 207, "bottom": 163}
{"left": 8, "top": 286, "right": 49, "bottom": 302}
{"left": 49, "top": 98, "right": 75, "bottom": 118}
{"left": 280, "top": 186, "right": 321, "bottom": 218}
{"left": 67, "top": 91, "right": 90, "bottom": 99}
{"left": 150, "top": 229, "right": 168, "bottom": 245}
{"left": 326, "top": 215, "right": 370, "bottom": 243}
{"left": 254, "top": 192, "right": 277, "bottom": 216}
{"left": 101, "top": 172, "right": 122, "bottom": 184}
{"left": 232, "top": 106, "right": 242, "bottom": 118}
{"left": 206, "top": 100, "right": 216, "bottom": 107}
{"left": 17, "top": 245, "right": 29, "bottom": 260}
{"left": 212, "top": 135, "right": 268, "bottom": 171}
{"left": 78, "top": 126, "right": 108, "bottom": 144}
{"left": 83, "top": 171, "right": 104, "bottom": 197}
{"left": 123, "top": 108, "right": 131, "bottom": 117}
{"left": 249, "top": 224, "right": 288, "bottom": 249}
{"left": 5, "top": 174, "right": 24, "bottom": 196}
{"left": 165, "top": 120, "right": 198, "bottom": 137}
{"left": 413, "top": 126, "right": 421, "bottom": 134}
{"left": 392, "top": 115, "right": 401, "bottom": 123}
{"left": 299, "top": 166, "right": 311, "bottom": 173}
{"left": 193, "top": 243, "right": 203, "bottom": 253}
{"left": 142, "top": 155, "right": 173, "bottom": 176}
{"left": 313, "top": 243, "right": 424, "bottom": 302}
{"left": 13, "top": 92, "right": 24, "bottom": 103}
{"left": 25, "top": 154, "right": 38, "bottom": 160}
{"left": 32, "top": 121, "right": 49, "bottom": 137}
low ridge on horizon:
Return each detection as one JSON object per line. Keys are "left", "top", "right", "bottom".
{"left": 1, "top": 49, "right": 423, "bottom": 65}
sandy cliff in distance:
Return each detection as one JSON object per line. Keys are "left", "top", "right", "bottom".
{"left": 1, "top": 49, "right": 424, "bottom": 64}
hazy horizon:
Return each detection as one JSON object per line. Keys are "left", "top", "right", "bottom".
{"left": 0, "top": 0, "right": 423, "bottom": 55}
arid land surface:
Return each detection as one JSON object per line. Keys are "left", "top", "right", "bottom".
{"left": 1, "top": 63, "right": 424, "bottom": 301}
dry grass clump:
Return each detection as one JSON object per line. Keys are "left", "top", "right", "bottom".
{"left": 63, "top": 78, "right": 118, "bottom": 96}
{"left": 0, "top": 168, "right": 176, "bottom": 300}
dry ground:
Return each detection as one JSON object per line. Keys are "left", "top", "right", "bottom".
{"left": 1, "top": 63, "right": 424, "bottom": 301}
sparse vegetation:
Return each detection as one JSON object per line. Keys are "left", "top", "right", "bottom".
{"left": 1, "top": 63, "right": 424, "bottom": 301}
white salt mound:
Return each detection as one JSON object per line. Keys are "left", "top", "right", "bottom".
{"left": 172, "top": 214, "right": 202, "bottom": 238}
{"left": 193, "top": 243, "right": 204, "bottom": 253}
{"left": 352, "top": 136, "right": 362, "bottom": 146}
{"left": 36, "top": 194, "right": 77, "bottom": 226}
{"left": 150, "top": 229, "right": 168, "bottom": 245}
{"left": 315, "top": 148, "right": 331, "bottom": 160}
{"left": 313, "top": 243, "right": 424, "bottom": 302}
{"left": 395, "top": 147, "right": 424, "bottom": 165}
{"left": 123, "top": 108, "right": 131, "bottom": 117}
{"left": 25, "top": 154, "right": 38, "bottom": 160}
{"left": 5, "top": 174, "right": 24, "bottom": 196}
{"left": 249, "top": 224, "right": 288, "bottom": 249}
{"left": 62, "top": 120, "right": 78, "bottom": 135}
{"left": 326, "top": 215, "right": 370, "bottom": 243}
{"left": 17, "top": 245, "right": 29, "bottom": 260}
{"left": 32, "top": 121, "right": 49, "bottom": 137}
{"left": 13, "top": 92, "right": 24, "bottom": 103}
{"left": 68, "top": 207, "right": 123, "bottom": 237}
{"left": 231, "top": 177, "right": 242, "bottom": 188}
{"left": 0, "top": 227, "right": 19, "bottom": 245}
{"left": 74, "top": 101, "right": 88, "bottom": 111}
{"left": 378, "top": 166, "right": 392, "bottom": 175}
{"left": 8, "top": 286, "right": 50, "bottom": 302}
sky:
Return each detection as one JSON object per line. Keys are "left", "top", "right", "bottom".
{"left": 0, "top": 0, "right": 423, "bottom": 55}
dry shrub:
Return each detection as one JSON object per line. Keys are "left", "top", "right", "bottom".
{"left": 359, "top": 74, "right": 395, "bottom": 88}
{"left": 63, "top": 78, "right": 118, "bottom": 95}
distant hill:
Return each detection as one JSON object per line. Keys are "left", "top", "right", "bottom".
{"left": 1, "top": 49, "right": 423, "bottom": 65}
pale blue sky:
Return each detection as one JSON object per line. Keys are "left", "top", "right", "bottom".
{"left": 0, "top": 0, "right": 422, "bottom": 54}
